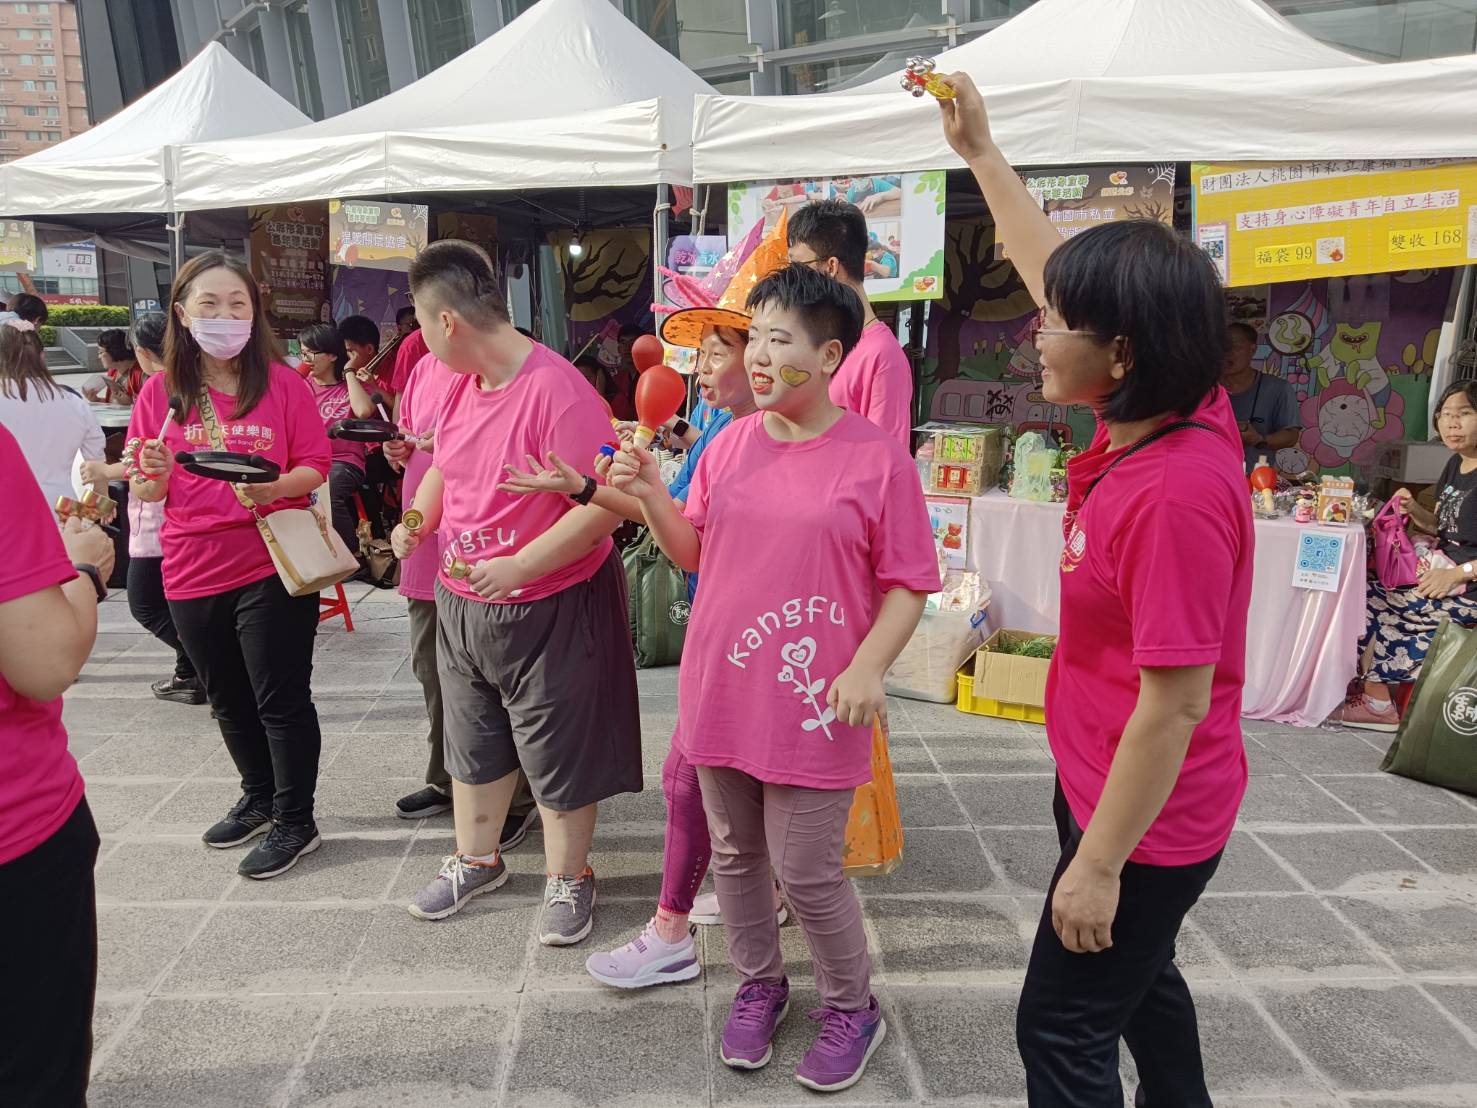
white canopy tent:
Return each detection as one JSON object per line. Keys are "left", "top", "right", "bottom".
{"left": 691, "top": 0, "right": 1477, "bottom": 182}
{"left": 0, "top": 42, "right": 309, "bottom": 218}
{"left": 171, "top": 0, "right": 715, "bottom": 212}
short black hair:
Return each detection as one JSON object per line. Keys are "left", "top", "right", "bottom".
{"left": 1432, "top": 380, "right": 1477, "bottom": 432}
{"left": 7, "top": 292, "right": 47, "bottom": 324}
{"left": 396, "top": 305, "right": 417, "bottom": 326}
{"left": 1228, "top": 321, "right": 1258, "bottom": 345}
{"left": 96, "top": 328, "right": 134, "bottom": 362}
{"left": 337, "top": 314, "right": 380, "bottom": 348}
{"left": 789, "top": 199, "right": 868, "bottom": 283}
{"left": 746, "top": 263, "right": 864, "bottom": 360}
{"left": 132, "top": 313, "right": 167, "bottom": 357}
{"left": 298, "top": 322, "right": 349, "bottom": 380}
{"left": 1043, "top": 219, "right": 1226, "bottom": 423}
{"left": 514, "top": 325, "right": 534, "bottom": 339}
{"left": 408, "top": 239, "right": 510, "bottom": 330}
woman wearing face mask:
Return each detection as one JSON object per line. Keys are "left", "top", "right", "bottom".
{"left": 126, "top": 252, "right": 332, "bottom": 880}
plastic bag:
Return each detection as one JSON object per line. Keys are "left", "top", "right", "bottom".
{"left": 886, "top": 602, "right": 989, "bottom": 703}
{"left": 623, "top": 529, "right": 690, "bottom": 668}
{"left": 1009, "top": 432, "right": 1056, "bottom": 502}
{"left": 1381, "top": 618, "right": 1477, "bottom": 796}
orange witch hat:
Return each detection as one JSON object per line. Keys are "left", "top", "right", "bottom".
{"left": 658, "top": 209, "right": 791, "bottom": 350}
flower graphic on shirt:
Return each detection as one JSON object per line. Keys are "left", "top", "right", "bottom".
{"left": 777, "top": 636, "right": 836, "bottom": 740}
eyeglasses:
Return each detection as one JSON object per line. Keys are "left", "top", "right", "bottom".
{"left": 300, "top": 348, "right": 320, "bottom": 358}
{"left": 1438, "top": 409, "right": 1477, "bottom": 425}
{"left": 789, "top": 254, "right": 829, "bottom": 272}
{"left": 1028, "top": 311, "right": 1100, "bottom": 344}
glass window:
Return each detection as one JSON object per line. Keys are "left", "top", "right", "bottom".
{"left": 409, "top": 0, "right": 474, "bottom": 76}
{"left": 14, "top": 4, "right": 27, "bottom": 12}
{"left": 623, "top": 0, "right": 749, "bottom": 65}
{"left": 1268, "top": 0, "right": 1477, "bottom": 63}
{"left": 44, "top": 130, "right": 56, "bottom": 140}
{"left": 285, "top": 2, "right": 324, "bottom": 119}
{"left": 22, "top": 105, "right": 36, "bottom": 115}
{"left": 501, "top": 0, "right": 540, "bottom": 20}
{"left": 40, "top": 54, "right": 51, "bottom": 65}
{"left": 21, "top": 81, "right": 33, "bottom": 92}
{"left": 0, "top": 131, "right": 7, "bottom": 139}
{"left": 44, "top": 105, "right": 56, "bottom": 115}
{"left": 711, "top": 75, "right": 751, "bottom": 94}
{"left": 779, "top": 0, "right": 945, "bottom": 48}
{"left": 780, "top": 52, "right": 884, "bottom": 94}
{"left": 25, "top": 130, "right": 39, "bottom": 140}
{"left": 19, "top": 54, "right": 32, "bottom": 65}
{"left": 18, "top": 29, "right": 33, "bottom": 39}
{"left": 41, "top": 80, "right": 53, "bottom": 90}
{"left": 336, "top": 0, "right": 391, "bottom": 107}
{"left": 969, "top": 0, "right": 1038, "bottom": 16}
{"left": 39, "top": 28, "right": 50, "bottom": 39}
{"left": 247, "top": 27, "right": 268, "bottom": 81}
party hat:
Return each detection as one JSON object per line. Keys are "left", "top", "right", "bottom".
{"left": 659, "top": 209, "right": 791, "bottom": 350}
{"left": 654, "top": 216, "right": 765, "bottom": 317}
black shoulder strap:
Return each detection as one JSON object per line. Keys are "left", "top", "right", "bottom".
{"left": 1080, "top": 420, "right": 1216, "bottom": 509}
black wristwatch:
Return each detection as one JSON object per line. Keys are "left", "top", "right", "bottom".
{"left": 671, "top": 418, "right": 691, "bottom": 439}
{"left": 570, "top": 475, "right": 598, "bottom": 506}
{"left": 73, "top": 563, "right": 107, "bottom": 602}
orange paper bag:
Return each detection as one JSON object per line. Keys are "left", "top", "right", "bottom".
{"left": 842, "top": 720, "right": 903, "bottom": 877}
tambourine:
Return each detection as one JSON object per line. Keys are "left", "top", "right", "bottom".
{"left": 174, "top": 451, "right": 282, "bottom": 484}
{"left": 328, "top": 417, "right": 410, "bottom": 443}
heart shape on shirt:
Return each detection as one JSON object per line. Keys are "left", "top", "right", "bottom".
{"left": 780, "top": 637, "right": 817, "bottom": 670}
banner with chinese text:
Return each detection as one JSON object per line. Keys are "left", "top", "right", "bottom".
{"left": 1192, "top": 160, "right": 1477, "bottom": 287}
{"left": 328, "top": 200, "right": 428, "bottom": 272}
{"left": 249, "top": 203, "right": 329, "bottom": 339}
{"left": 0, "top": 220, "right": 36, "bottom": 270}
{"left": 1021, "top": 164, "right": 1176, "bottom": 249}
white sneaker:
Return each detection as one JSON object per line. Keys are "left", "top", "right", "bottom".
{"left": 690, "top": 890, "right": 788, "bottom": 927}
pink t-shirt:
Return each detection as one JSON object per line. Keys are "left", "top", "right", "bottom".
{"left": 0, "top": 424, "right": 84, "bottom": 865}
{"left": 397, "top": 353, "right": 457, "bottom": 602}
{"left": 434, "top": 342, "right": 613, "bottom": 604}
{"left": 829, "top": 320, "right": 913, "bottom": 450}
{"left": 1049, "top": 387, "right": 1252, "bottom": 866}
{"left": 389, "top": 329, "right": 430, "bottom": 394}
{"left": 127, "top": 364, "right": 332, "bottom": 601}
{"left": 307, "top": 376, "right": 367, "bottom": 470}
{"left": 677, "top": 412, "right": 940, "bottom": 789}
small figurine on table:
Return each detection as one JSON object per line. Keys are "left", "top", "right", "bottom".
{"left": 900, "top": 57, "right": 956, "bottom": 100}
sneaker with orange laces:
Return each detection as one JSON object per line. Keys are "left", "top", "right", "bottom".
{"left": 1329, "top": 694, "right": 1401, "bottom": 733}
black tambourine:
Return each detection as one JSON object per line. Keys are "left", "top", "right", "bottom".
{"left": 328, "top": 417, "right": 409, "bottom": 443}
{"left": 174, "top": 450, "right": 282, "bottom": 483}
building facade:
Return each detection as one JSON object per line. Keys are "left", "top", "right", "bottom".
{"left": 142, "top": 0, "right": 1477, "bottom": 121}
{"left": 0, "top": 1, "right": 87, "bottom": 164}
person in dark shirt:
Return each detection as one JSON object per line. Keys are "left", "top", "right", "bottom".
{"left": 1223, "top": 322, "right": 1301, "bottom": 471}
{"left": 1336, "top": 381, "right": 1477, "bottom": 731}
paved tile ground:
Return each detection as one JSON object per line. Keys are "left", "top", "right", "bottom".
{"left": 74, "top": 583, "right": 1477, "bottom": 1106}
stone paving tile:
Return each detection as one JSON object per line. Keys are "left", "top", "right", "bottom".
{"left": 73, "top": 606, "right": 1477, "bottom": 1105}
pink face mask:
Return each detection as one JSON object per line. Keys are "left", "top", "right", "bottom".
{"left": 183, "top": 314, "right": 253, "bottom": 359}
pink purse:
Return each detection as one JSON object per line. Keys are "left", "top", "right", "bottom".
{"left": 1372, "top": 498, "right": 1419, "bottom": 589}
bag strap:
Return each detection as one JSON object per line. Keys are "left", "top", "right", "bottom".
{"left": 1079, "top": 420, "right": 1216, "bottom": 510}
{"left": 197, "top": 387, "right": 264, "bottom": 519}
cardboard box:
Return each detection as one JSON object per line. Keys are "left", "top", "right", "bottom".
{"left": 972, "top": 629, "right": 1054, "bottom": 710}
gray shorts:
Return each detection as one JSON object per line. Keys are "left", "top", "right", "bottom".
{"left": 435, "top": 548, "right": 643, "bottom": 810}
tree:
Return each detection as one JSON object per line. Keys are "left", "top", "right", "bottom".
{"left": 932, "top": 216, "right": 1035, "bottom": 383}
{"left": 562, "top": 231, "right": 648, "bottom": 321}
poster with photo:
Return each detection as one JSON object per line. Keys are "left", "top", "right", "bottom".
{"left": 727, "top": 172, "right": 945, "bottom": 302}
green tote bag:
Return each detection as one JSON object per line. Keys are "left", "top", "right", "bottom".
{"left": 623, "top": 529, "right": 690, "bottom": 669}
{"left": 1382, "top": 617, "right": 1477, "bottom": 796}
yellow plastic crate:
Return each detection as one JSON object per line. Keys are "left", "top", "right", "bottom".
{"left": 956, "top": 670, "right": 1047, "bottom": 725}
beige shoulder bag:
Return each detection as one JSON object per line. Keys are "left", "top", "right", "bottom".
{"left": 197, "top": 388, "right": 359, "bottom": 597}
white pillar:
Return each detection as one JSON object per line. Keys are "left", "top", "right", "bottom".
{"left": 376, "top": 0, "right": 417, "bottom": 86}
{"left": 257, "top": 5, "right": 298, "bottom": 104}
{"left": 468, "top": 0, "right": 502, "bottom": 42}
{"left": 306, "top": 0, "right": 350, "bottom": 116}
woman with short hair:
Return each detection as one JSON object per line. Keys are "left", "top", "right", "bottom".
{"left": 941, "top": 74, "right": 1251, "bottom": 1107}
{"left": 298, "top": 321, "right": 376, "bottom": 553}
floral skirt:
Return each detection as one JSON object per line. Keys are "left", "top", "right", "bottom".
{"left": 1361, "top": 579, "right": 1477, "bottom": 684}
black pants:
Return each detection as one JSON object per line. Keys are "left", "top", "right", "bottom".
{"left": 126, "top": 555, "right": 196, "bottom": 683}
{"left": 170, "top": 575, "right": 323, "bottom": 825}
{"left": 0, "top": 798, "right": 98, "bottom": 1108}
{"left": 357, "top": 449, "right": 398, "bottom": 539}
{"left": 328, "top": 460, "right": 366, "bottom": 555}
{"left": 1016, "top": 780, "right": 1223, "bottom": 1107}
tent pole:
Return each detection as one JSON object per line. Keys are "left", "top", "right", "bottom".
{"left": 168, "top": 211, "right": 186, "bottom": 274}
{"left": 653, "top": 183, "right": 671, "bottom": 309}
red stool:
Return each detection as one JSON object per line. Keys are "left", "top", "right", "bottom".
{"left": 319, "top": 582, "right": 354, "bottom": 631}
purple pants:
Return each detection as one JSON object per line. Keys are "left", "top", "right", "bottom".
{"left": 657, "top": 744, "right": 711, "bottom": 915}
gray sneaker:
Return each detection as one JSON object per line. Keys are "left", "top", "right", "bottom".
{"left": 539, "top": 869, "right": 596, "bottom": 946}
{"left": 407, "top": 853, "right": 507, "bottom": 921}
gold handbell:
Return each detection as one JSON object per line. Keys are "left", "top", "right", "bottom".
{"left": 402, "top": 508, "right": 424, "bottom": 533}
{"left": 54, "top": 495, "right": 79, "bottom": 522}
{"left": 79, "top": 488, "right": 116, "bottom": 521}
{"left": 447, "top": 558, "right": 472, "bottom": 580}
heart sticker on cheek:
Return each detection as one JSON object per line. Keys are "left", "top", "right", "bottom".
{"left": 778, "top": 365, "right": 811, "bottom": 387}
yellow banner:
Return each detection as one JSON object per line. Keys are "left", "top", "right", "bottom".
{"left": 1192, "top": 160, "right": 1477, "bottom": 287}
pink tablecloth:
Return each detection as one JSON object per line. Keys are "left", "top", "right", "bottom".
{"left": 966, "top": 492, "right": 1365, "bottom": 727}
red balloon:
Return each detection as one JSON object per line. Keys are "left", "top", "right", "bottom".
{"left": 1249, "top": 460, "right": 1278, "bottom": 491}
{"left": 631, "top": 334, "right": 665, "bottom": 372}
{"left": 635, "top": 364, "right": 686, "bottom": 433}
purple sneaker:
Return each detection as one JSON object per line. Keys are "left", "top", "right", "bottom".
{"left": 795, "top": 995, "right": 887, "bottom": 1093}
{"left": 720, "top": 978, "right": 791, "bottom": 1070}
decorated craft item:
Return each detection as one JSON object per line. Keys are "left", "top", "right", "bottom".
{"left": 174, "top": 450, "right": 282, "bottom": 484}
{"left": 1294, "top": 495, "right": 1315, "bottom": 524}
{"left": 1249, "top": 454, "right": 1278, "bottom": 514}
{"left": 900, "top": 56, "right": 955, "bottom": 100}
{"left": 930, "top": 461, "right": 984, "bottom": 496}
{"left": 632, "top": 362, "right": 687, "bottom": 449}
{"left": 1315, "top": 475, "right": 1355, "bottom": 524}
